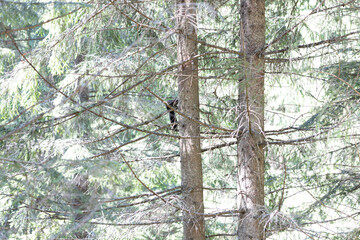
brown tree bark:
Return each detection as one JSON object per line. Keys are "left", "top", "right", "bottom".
{"left": 176, "top": 0, "right": 205, "bottom": 239}
{"left": 237, "top": 0, "right": 266, "bottom": 239}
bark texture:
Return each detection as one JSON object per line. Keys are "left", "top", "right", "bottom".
{"left": 237, "top": 0, "right": 266, "bottom": 239}
{"left": 176, "top": 0, "right": 205, "bottom": 239}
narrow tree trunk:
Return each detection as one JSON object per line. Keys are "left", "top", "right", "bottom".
{"left": 72, "top": 173, "right": 90, "bottom": 239}
{"left": 176, "top": 1, "right": 205, "bottom": 239}
{"left": 72, "top": 54, "right": 91, "bottom": 239}
{"left": 237, "top": 0, "right": 266, "bottom": 239}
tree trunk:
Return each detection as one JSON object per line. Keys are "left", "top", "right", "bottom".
{"left": 237, "top": 0, "right": 266, "bottom": 239}
{"left": 176, "top": 1, "right": 205, "bottom": 239}
{"left": 72, "top": 173, "right": 90, "bottom": 239}
{"left": 73, "top": 54, "right": 91, "bottom": 239}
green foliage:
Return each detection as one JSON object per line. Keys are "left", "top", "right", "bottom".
{"left": 1, "top": 0, "right": 360, "bottom": 239}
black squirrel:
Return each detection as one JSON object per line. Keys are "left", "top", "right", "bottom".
{"left": 165, "top": 99, "right": 178, "bottom": 131}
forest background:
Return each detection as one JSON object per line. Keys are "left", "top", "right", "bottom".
{"left": 0, "top": 0, "right": 360, "bottom": 239}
